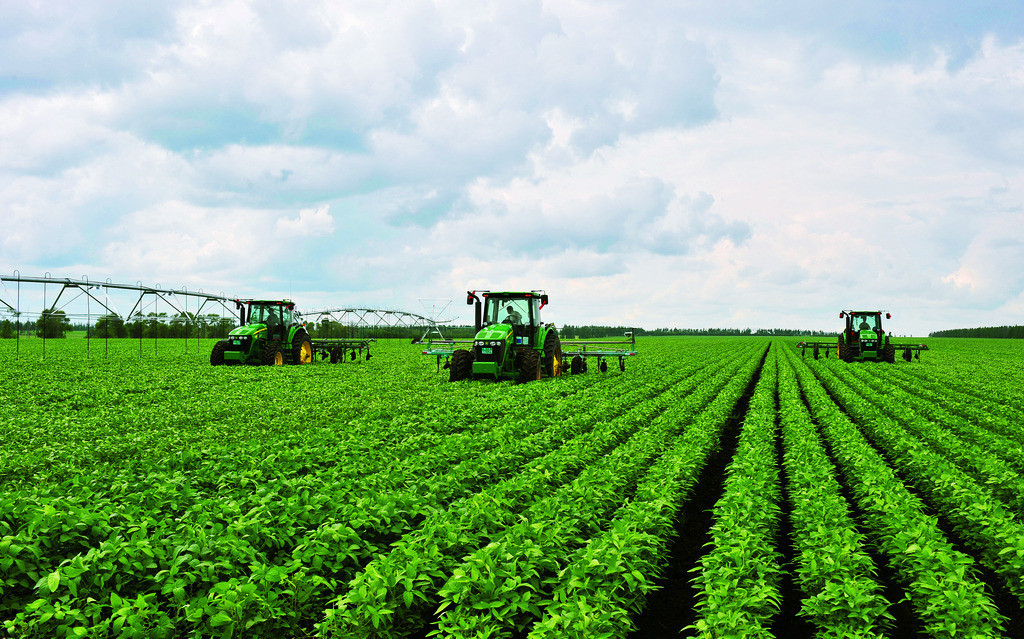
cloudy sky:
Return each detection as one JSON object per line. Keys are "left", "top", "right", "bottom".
{"left": 2, "top": 0, "right": 1023, "bottom": 335}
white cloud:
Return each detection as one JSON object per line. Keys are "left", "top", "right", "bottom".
{"left": 276, "top": 206, "right": 335, "bottom": 237}
{"left": 2, "top": 1, "right": 1024, "bottom": 335}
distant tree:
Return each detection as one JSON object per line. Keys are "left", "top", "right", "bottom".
{"left": 0, "top": 319, "right": 13, "bottom": 339}
{"left": 93, "top": 314, "right": 127, "bottom": 338}
{"left": 36, "top": 309, "right": 70, "bottom": 338}
{"left": 929, "top": 325, "right": 1024, "bottom": 338}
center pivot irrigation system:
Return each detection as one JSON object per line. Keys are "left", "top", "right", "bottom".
{"left": 0, "top": 273, "right": 448, "bottom": 362}
{"left": 421, "top": 290, "right": 639, "bottom": 382}
{"left": 797, "top": 310, "right": 929, "bottom": 362}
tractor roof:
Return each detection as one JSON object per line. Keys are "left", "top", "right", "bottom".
{"left": 481, "top": 291, "right": 546, "bottom": 298}
{"left": 246, "top": 299, "right": 296, "bottom": 308}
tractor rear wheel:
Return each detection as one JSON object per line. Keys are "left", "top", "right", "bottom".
{"left": 292, "top": 330, "right": 313, "bottom": 364}
{"left": 570, "top": 355, "right": 585, "bottom": 375}
{"left": 210, "top": 340, "right": 227, "bottom": 365}
{"left": 517, "top": 349, "right": 541, "bottom": 384}
{"left": 450, "top": 349, "right": 473, "bottom": 381}
{"left": 543, "top": 332, "right": 563, "bottom": 377}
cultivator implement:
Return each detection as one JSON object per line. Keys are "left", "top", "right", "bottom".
{"left": 798, "top": 341, "right": 929, "bottom": 361}
{"left": 559, "top": 333, "right": 639, "bottom": 373}
{"left": 422, "top": 339, "right": 474, "bottom": 371}
{"left": 312, "top": 338, "right": 374, "bottom": 363}
{"left": 422, "top": 332, "right": 639, "bottom": 374}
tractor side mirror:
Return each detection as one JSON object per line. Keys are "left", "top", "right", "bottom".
{"left": 466, "top": 291, "right": 477, "bottom": 305}
{"left": 886, "top": 313, "right": 891, "bottom": 319}
{"left": 839, "top": 312, "right": 845, "bottom": 318}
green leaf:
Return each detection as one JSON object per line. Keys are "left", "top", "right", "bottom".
{"left": 210, "top": 611, "right": 233, "bottom": 628}
{"left": 47, "top": 571, "right": 60, "bottom": 592}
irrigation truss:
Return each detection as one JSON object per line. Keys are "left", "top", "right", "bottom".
{"left": 0, "top": 273, "right": 453, "bottom": 359}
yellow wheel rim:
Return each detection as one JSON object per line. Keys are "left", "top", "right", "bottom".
{"left": 274, "top": 351, "right": 284, "bottom": 365}
{"left": 300, "top": 341, "right": 312, "bottom": 364}
{"left": 553, "top": 356, "right": 561, "bottom": 377}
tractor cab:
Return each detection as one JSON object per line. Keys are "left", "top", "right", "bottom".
{"left": 246, "top": 301, "right": 297, "bottom": 340}
{"left": 480, "top": 292, "right": 545, "bottom": 347}
{"left": 842, "top": 310, "right": 886, "bottom": 347}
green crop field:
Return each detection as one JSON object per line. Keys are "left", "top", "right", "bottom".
{"left": 2, "top": 337, "right": 1023, "bottom": 638}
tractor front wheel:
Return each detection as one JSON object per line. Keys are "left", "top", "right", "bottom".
{"left": 210, "top": 340, "right": 227, "bottom": 365}
{"left": 516, "top": 349, "right": 541, "bottom": 384}
{"left": 881, "top": 342, "right": 896, "bottom": 364}
{"left": 292, "top": 330, "right": 313, "bottom": 364}
{"left": 450, "top": 349, "right": 473, "bottom": 381}
{"left": 263, "top": 341, "right": 284, "bottom": 365}
{"left": 837, "top": 335, "right": 852, "bottom": 362}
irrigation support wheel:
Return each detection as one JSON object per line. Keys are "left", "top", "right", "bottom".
{"left": 210, "top": 340, "right": 227, "bottom": 366}
{"left": 449, "top": 349, "right": 473, "bottom": 381}
{"left": 516, "top": 349, "right": 541, "bottom": 384}
{"left": 292, "top": 330, "right": 313, "bottom": 365}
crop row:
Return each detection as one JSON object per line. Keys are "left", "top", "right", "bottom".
{"left": 2, "top": 339, "right": 764, "bottom": 638}
{"left": 842, "top": 362, "right": 1024, "bottom": 474}
{"left": 320, "top": 342, "right": 768, "bottom": 638}
{"left": 804, "top": 356, "right": 1024, "bottom": 606}
{"left": 776, "top": 351, "right": 892, "bottom": 638}
{"left": 782, "top": 345, "right": 1007, "bottom": 638}
{"left": 690, "top": 345, "right": 781, "bottom": 637}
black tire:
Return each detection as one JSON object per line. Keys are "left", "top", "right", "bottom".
{"left": 450, "top": 349, "right": 473, "bottom": 381}
{"left": 570, "top": 355, "right": 585, "bottom": 375}
{"left": 837, "top": 335, "right": 852, "bottom": 362}
{"left": 516, "top": 348, "right": 541, "bottom": 384}
{"left": 543, "top": 331, "right": 563, "bottom": 377}
{"left": 210, "top": 340, "right": 227, "bottom": 366}
{"left": 881, "top": 342, "right": 896, "bottom": 364}
{"left": 262, "top": 341, "right": 284, "bottom": 365}
{"left": 291, "top": 329, "right": 313, "bottom": 365}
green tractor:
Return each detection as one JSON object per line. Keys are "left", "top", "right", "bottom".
{"left": 798, "top": 310, "right": 928, "bottom": 362}
{"left": 448, "top": 291, "right": 563, "bottom": 382}
{"left": 210, "top": 299, "right": 313, "bottom": 366}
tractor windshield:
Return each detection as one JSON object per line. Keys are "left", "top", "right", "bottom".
{"left": 483, "top": 297, "right": 534, "bottom": 327}
{"left": 249, "top": 304, "right": 292, "bottom": 327}
{"left": 855, "top": 314, "right": 880, "bottom": 331}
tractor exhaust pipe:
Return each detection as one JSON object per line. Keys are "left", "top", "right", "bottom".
{"left": 467, "top": 291, "right": 481, "bottom": 332}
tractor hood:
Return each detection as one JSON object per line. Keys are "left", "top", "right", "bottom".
{"left": 229, "top": 324, "right": 267, "bottom": 338}
{"left": 476, "top": 324, "right": 512, "bottom": 342}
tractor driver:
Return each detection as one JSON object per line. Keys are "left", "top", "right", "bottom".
{"left": 265, "top": 307, "right": 280, "bottom": 337}
{"left": 504, "top": 305, "right": 523, "bottom": 325}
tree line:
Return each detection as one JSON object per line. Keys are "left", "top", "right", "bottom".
{"left": 0, "top": 311, "right": 240, "bottom": 339}
{"left": 928, "top": 325, "right": 1024, "bottom": 339}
